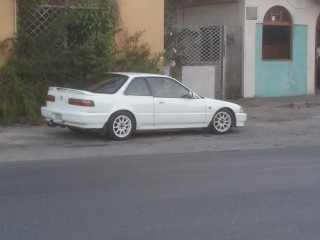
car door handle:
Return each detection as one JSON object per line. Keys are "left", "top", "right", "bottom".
{"left": 159, "top": 101, "right": 165, "bottom": 104}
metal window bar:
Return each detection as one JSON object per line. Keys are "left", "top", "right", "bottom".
{"left": 16, "top": 1, "right": 102, "bottom": 55}
{"left": 15, "top": 0, "right": 110, "bottom": 87}
{"left": 174, "top": 26, "right": 224, "bottom": 99}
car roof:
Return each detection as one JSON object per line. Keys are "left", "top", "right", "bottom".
{"left": 105, "top": 72, "right": 170, "bottom": 78}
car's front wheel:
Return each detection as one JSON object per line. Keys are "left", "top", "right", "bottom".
{"left": 107, "top": 111, "right": 135, "bottom": 140}
{"left": 211, "top": 109, "right": 234, "bottom": 134}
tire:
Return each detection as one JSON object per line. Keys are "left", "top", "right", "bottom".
{"left": 107, "top": 111, "right": 135, "bottom": 140}
{"left": 211, "top": 109, "right": 234, "bottom": 134}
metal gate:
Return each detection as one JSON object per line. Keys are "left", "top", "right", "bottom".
{"left": 17, "top": 0, "right": 101, "bottom": 53}
{"left": 170, "top": 26, "right": 224, "bottom": 99}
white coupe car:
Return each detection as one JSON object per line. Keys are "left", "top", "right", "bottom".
{"left": 41, "top": 73, "right": 247, "bottom": 140}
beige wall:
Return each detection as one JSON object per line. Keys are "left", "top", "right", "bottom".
{"left": 117, "top": 0, "right": 164, "bottom": 53}
{"left": 0, "top": 0, "right": 15, "bottom": 41}
{"left": 0, "top": 0, "right": 15, "bottom": 65}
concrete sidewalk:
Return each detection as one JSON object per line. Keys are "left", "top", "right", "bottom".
{"left": 232, "top": 95, "right": 320, "bottom": 109}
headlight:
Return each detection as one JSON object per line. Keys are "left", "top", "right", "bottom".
{"left": 239, "top": 107, "right": 245, "bottom": 113}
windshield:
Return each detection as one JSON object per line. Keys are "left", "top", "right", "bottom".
{"left": 87, "top": 74, "right": 129, "bottom": 94}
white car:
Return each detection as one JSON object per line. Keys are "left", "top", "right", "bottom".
{"left": 41, "top": 73, "right": 247, "bottom": 140}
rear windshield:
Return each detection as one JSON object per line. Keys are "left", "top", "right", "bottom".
{"left": 87, "top": 74, "right": 129, "bottom": 94}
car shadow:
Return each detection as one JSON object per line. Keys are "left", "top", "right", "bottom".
{"left": 48, "top": 126, "right": 241, "bottom": 144}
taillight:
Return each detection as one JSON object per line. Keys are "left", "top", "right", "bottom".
{"left": 46, "top": 95, "right": 55, "bottom": 102}
{"left": 68, "top": 98, "right": 95, "bottom": 107}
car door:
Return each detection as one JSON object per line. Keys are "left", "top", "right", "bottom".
{"left": 124, "top": 77, "right": 154, "bottom": 130}
{"left": 146, "top": 77, "right": 206, "bottom": 129}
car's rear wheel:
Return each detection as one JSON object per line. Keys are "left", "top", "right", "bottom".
{"left": 107, "top": 111, "right": 135, "bottom": 140}
{"left": 211, "top": 109, "right": 233, "bottom": 134}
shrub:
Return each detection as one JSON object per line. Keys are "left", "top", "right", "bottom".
{"left": 0, "top": 64, "right": 39, "bottom": 125}
{"left": 0, "top": 2, "right": 163, "bottom": 125}
{"left": 113, "top": 31, "right": 163, "bottom": 74}
{"left": 0, "top": 0, "right": 117, "bottom": 125}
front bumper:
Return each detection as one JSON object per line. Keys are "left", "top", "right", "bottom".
{"left": 235, "top": 112, "right": 247, "bottom": 127}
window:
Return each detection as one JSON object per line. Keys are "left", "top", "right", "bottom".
{"left": 200, "top": 26, "right": 222, "bottom": 62}
{"left": 262, "top": 6, "right": 292, "bottom": 60}
{"left": 147, "top": 77, "right": 190, "bottom": 98}
{"left": 125, "top": 78, "right": 151, "bottom": 96}
{"left": 18, "top": 0, "right": 111, "bottom": 52}
{"left": 42, "top": 0, "right": 86, "bottom": 7}
{"left": 87, "top": 74, "right": 128, "bottom": 94}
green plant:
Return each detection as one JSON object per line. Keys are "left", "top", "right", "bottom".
{"left": 0, "top": 0, "right": 118, "bottom": 125}
{"left": 113, "top": 31, "right": 163, "bottom": 73}
{"left": 0, "top": 64, "right": 39, "bottom": 125}
{"left": 0, "top": 1, "right": 163, "bottom": 125}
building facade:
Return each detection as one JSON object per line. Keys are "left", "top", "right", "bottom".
{"left": 244, "top": 0, "right": 320, "bottom": 97}
{"left": 168, "top": 0, "right": 320, "bottom": 98}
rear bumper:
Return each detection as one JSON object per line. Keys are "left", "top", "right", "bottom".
{"left": 41, "top": 107, "right": 108, "bottom": 129}
{"left": 235, "top": 113, "right": 247, "bottom": 127}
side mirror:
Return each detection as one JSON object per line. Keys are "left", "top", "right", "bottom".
{"left": 189, "top": 91, "right": 197, "bottom": 99}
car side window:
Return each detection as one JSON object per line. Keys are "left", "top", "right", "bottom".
{"left": 87, "top": 74, "right": 128, "bottom": 94}
{"left": 147, "top": 77, "right": 190, "bottom": 98}
{"left": 125, "top": 78, "right": 151, "bottom": 96}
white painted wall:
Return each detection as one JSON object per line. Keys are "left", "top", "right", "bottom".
{"left": 182, "top": 2, "right": 242, "bottom": 27}
{"left": 243, "top": 0, "right": 320, "bottom": 97}
{"left": 182, "top": 66, "right": 215, "bottom": 98}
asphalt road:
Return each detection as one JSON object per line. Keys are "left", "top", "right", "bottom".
{"left": 1, "top": 146, "right": 320, "bottom": 240}
{"left": 1, "top": 98, "right": 320, "bottom": 239}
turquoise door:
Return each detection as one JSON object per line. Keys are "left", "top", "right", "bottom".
{"left": 255, "top": 24, "right": 307, "bottom": 97}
